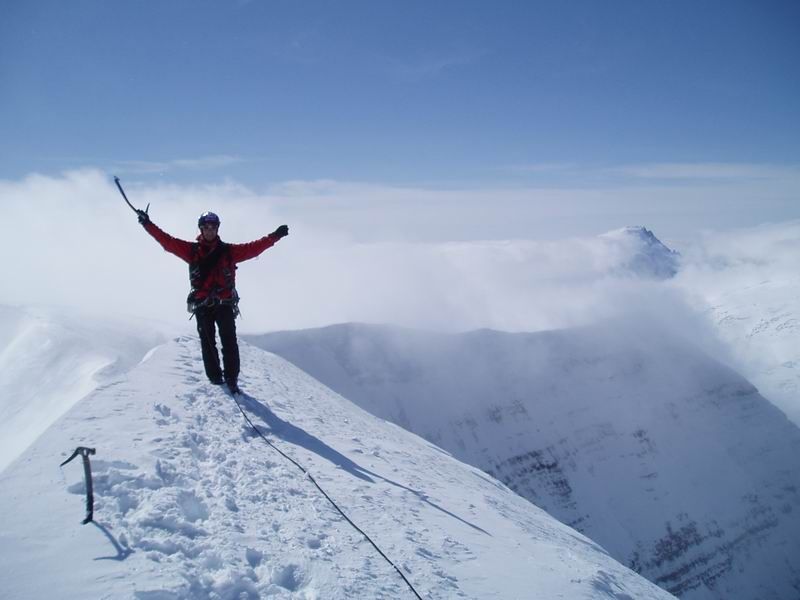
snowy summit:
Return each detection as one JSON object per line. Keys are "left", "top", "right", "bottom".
{"left": 600, "top": 226, "right": 681, "bottom": 279}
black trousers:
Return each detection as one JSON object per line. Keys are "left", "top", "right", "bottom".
{"left": 195, "top": 304, "right": 239, "bottom": 384}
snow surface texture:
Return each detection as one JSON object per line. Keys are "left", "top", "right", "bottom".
{"left": 703, "top": 280, "right": 800, "bottom": 426}
{"left": 249, "top": 322, "right": 800, "bottom": 600}
{"left": 0, "top": 331, "right": 674, "bottom": 599}
{"left": 0, "top": 305, "right": 165, "bottom": 472}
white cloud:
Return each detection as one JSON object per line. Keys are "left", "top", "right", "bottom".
{"left": 262, "top": 176, "right": 800, "bottom": 249}
{"left": 605, "top": 162, "right": 800, "bottom": 182}
{"left": 499, "top": 161, "right": 800, "bottom": 186}
{"left": 4, "top": 168, "right": 797, "bottom": 425}
{"left": 113, "top": 155, "right": 244, "bottom": 175}
{"left": 500, "top": 162, "right": 579, "bottom": 174}
{"left": 0, "top": 168, "right": 793, "bottom": 365}
{"left": 0, "top": 170, "right": 709, "bottom": 337}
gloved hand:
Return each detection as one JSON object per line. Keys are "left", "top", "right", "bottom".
{"left": 272, "top": 224, "right": 289, "bottom": 238}
{"left": 136, "top": 209, "right": 150, "bottom": 225}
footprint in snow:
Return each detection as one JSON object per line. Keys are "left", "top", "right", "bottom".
{"left": 245, "top": 547, "right": 263, "bottom": 567}
{"left": 305, "top": 536, "right": 322, "bottom": 549}
{"left": 270, "top": 563, "right": 305, "bottom": 591}
{"left": 415, "top": 546, "right": 441, "bottom": 560}
{"left": 591, "top": 570, "right": 636, "bottom": 599}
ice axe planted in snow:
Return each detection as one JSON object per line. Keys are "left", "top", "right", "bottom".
{"left": 60, "top": 446, "right": 96, "bottom": 524}
{"left": 113, "top": 176, "right": 149, "bottom": 218}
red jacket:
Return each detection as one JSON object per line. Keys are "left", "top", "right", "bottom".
{"left": 144, "top": 221, "right": 282, "bottom": 301}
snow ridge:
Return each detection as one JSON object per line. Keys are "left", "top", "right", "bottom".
{"left": 0, "top": 334, "right": 674, "bottom": 599}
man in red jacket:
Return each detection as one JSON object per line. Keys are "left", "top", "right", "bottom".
{"left": 138, "top": 209, "right": 288, "bottom": 393}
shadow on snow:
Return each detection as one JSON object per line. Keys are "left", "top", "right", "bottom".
{"left": 92, "top": 521, "right": 133, "bottom": 561}
{"left": 238, "top": 392, "right": 490, "bottom": 536}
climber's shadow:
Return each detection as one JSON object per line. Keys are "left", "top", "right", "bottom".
{"left": 238, "top": 393, "right": 490, "bottom": 536}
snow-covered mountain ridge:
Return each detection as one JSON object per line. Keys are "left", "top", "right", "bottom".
{"left": 248, "top": 322, "right": 800, "bottom": 599}
{"left": 0, "top": 329, "right": 673, "bottom": 599}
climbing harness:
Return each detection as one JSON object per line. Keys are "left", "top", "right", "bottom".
{"left": 186, "top": 241, "right": 240, "bottom": 317}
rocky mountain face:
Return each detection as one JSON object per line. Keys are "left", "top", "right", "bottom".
{"left": 247, "top": 322, "right": 800, "bottom": 599}
{"left": 601, "top": 226, "right": 681, "bottom": 279}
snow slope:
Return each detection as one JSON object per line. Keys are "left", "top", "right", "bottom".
{"left": 0, "top": 331, "right": 673, "bottom": 599}
{"left": 249, "top": 322, "right": 800, "bottom": 600}
{"left": 701, "top": 280, "right": 800, "bottom": 426}
{"left": 675, "top": 225, "right": 800, "bottom": 426}
{"left": 0, "top": 305, "right": 165, "bottom": 473}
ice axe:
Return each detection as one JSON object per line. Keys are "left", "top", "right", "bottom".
{"left": 60, "top": 446, "right": 97, "bottom": 524}
{"left": 114, "top": 176, "right": 149, "bottom": 218}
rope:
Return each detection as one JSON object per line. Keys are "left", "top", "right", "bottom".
{"left": 194, "top": 316, "right": 423, "bottom": 598}
{"left": 229, "top": 391, "right": 425, "bottom": 600}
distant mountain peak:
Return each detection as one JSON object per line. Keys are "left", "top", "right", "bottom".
{"left": 601, "top": 225, "right": 681, "bottom": 279}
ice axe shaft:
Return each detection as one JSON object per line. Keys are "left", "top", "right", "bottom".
{"left": 114, "top": 176, "right": 149, "bottom": 217}
{"left": 60, "top": 446, "right": 96, "bottom": 524}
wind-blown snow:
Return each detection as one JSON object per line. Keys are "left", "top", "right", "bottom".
{"left": 0, "top": 305, "right": 166, "bottom": 472}
{"left": 0, "top": 326, "right": 673, "bottom": 599}
{"left": 675, "top": 222, "right": 800, "bottom": 426}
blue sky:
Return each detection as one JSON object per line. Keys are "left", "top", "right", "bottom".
{"left": 1, "top": 1, "right": 799, "bottom": 332}
{"left": 2, "top": 0, "right": 798, "bottom": 187}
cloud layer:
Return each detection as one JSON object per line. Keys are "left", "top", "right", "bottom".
{"left": 0, "top": 170, "right": 794, "bottom": 351}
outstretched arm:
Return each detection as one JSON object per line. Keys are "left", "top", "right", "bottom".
{"left": 230, "top": 225, "right": 289, "bottom": 263}
{"left": 139, "top": 216, "right": 194, "bottom": 263}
